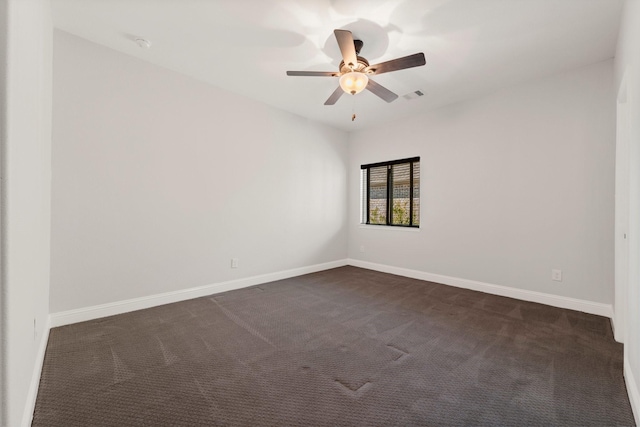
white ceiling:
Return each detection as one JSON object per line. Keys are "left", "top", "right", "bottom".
{"left": 52, "top": 0, "right": 623, "bottom": 132}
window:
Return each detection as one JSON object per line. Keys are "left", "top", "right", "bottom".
{"left": 361, "top": 157, "right": 420, "bottom": 227}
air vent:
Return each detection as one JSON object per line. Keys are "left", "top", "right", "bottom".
{"left": 403, "top": 90, "right": 424, "bottom": 100}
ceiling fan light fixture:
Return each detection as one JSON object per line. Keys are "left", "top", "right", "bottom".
{"left": 339, "top": 71, "right": 368, "bottom": 95}
{"left": 286, "top": 29, "right": 425, "bottom": 105}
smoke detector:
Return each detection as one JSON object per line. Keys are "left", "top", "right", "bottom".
{"left": 135, "top": 38, "right": 151, "bottom": 49}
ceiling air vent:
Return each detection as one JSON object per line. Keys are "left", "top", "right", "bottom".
{"left": 403, "top": 90, "right": 424, "bottom": 100}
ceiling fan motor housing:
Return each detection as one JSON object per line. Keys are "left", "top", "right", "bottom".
{"left": 339, "top": 56, "right": 370, "bottom": 74}
{"left": 338, "top": 39, "right": 369, "bottom": 73}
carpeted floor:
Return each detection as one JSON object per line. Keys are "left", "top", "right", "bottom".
{"left": 33, "top": 266, "right": 635, "bottom": 426}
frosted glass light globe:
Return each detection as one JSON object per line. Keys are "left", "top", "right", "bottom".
{"left": 339, "top": 72, "right": 369, "bottom": 95}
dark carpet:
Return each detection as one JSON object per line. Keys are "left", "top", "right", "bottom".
{"left": 33, "top": 266, "right": 635, "bottom": 426}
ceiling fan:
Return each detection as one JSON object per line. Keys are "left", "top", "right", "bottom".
{"left": 286, "top": 29, "right": 426, "bottom": 105}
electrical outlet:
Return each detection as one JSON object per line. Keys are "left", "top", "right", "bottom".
{"left": 552, "top": 269, "right": 562, "bottom": 282}
{"left": 231, "top": 258, "right": 239, "bottom": 268}
{"left": 359, "top": 245, "right": 365, "bottom": 253}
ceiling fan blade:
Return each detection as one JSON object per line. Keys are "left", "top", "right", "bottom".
{"left": 287, "top": 71, "right": 339, "bottom": 77}
{"left": 365, "top": 53, "right": 426, "bottom": 75}
{"left": 334, "top": 29, "right": 357, "bottom": 68}
{"left": 366, "top": 79, "right": 398, "bottom": 103}
{"left": 324, "top": 86, "right": 344, "bottom": 105}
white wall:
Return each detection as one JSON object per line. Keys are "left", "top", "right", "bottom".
{"left": 0, "top": 0, "right": 52, "bottom": 426}
{"left": 348, "top": 60, "right": 615, "bottom": 306}
{"left": 50, "top": 31, "right": 348, "bottom": 313}
{"left": 615, "top": 1, "right": 640, "bottom": 422}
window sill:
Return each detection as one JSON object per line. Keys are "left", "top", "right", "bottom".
{"left": 358, "top": 224, "right": 421, "bottom": 232}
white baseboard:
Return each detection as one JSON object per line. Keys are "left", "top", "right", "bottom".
{"left": 611, "top": 314, "right": 619, "bottom": 342}
{"left": 51, "top": 258, "right": 614, "bottom": 328}
{"left": 626, "top": 358, "right": 640, "bottom": 426}
{"left": 22, "top": 316, "right": 51, "bottom": 427}
{"left": 611, "top": 312, "right": 624, "bottom": 344}
{"left": 346, "top": 259, "right": 613, "bottom": 318}
{"left": 50, "top": 260, "right": 347, "bottom": 327}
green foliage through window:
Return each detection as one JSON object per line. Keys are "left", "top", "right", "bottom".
{"left": 361, "top": 157, "right": 420, "bottom": 227}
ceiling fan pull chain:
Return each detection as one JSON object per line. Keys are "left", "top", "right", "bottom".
{"left": 352, "top": 96, "right": 356, "bottom": 121}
